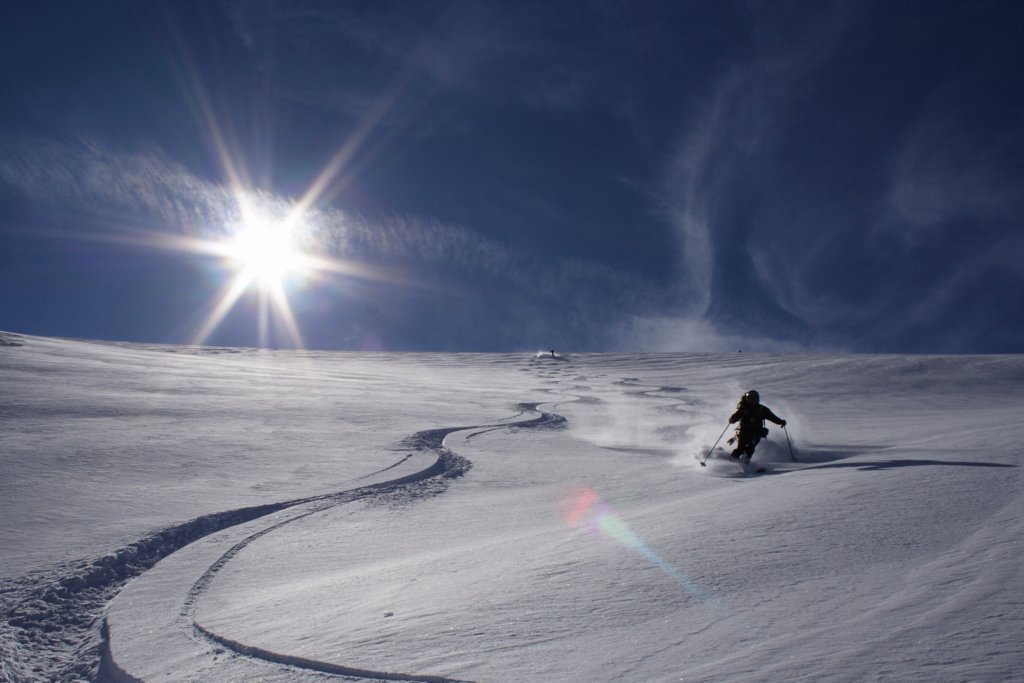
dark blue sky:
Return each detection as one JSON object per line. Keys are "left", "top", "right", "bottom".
{"left": 2, "top": 0, "right": 1023, "bottom": 352}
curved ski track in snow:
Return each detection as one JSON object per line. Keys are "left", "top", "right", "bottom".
{"left": 96, "top": 405, "right": 566, "bottom": 683}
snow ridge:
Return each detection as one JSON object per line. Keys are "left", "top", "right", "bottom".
{"left": 0, "top": 332, "right": 24, "bottom": 347}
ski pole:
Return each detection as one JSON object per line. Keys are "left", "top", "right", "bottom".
{"left": 784, "top": 425, "right": 796, "bottom": 462}
{"left": 700, "top": 423, "right": 731, "bottom": 467}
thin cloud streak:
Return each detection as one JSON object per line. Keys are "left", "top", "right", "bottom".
{"left": 887, "top": 112, "right": 1024, "bottom": 238}
{"left": 1, "top": 135, "right": 654, "bottom": 348}
{"left": 643, "top": 1, "right": 1024, "bottom": 352}
{"left": 658, "top": 71, "right": 743, "bottom": 319}
{"left": 221, "top": 0, "right": 730, "bottom": 138}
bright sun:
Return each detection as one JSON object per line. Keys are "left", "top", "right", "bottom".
{"left": 228, "top": 217, "right": 303, "bottom": 290}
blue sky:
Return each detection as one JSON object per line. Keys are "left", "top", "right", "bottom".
{"left": 2, "top": 0, "right": 1022, "bottom": 352}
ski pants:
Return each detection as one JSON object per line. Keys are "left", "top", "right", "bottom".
{"left": 733, "top": 426, "right": 769, "bottom": 457}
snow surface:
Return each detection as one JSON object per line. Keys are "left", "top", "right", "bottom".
{"left": 1, "top": 332, "right": 1022, "bottom": 682}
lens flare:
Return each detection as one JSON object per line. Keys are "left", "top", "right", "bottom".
{"left": 563, "top": 486, "right": 713, "bottom": 603}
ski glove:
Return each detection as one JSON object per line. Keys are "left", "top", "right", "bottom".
{"left": 780, "top": 419, "right": 787, "bottom": 427}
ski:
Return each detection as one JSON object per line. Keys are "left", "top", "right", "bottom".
{"left": 695, "top": 451, "right": 766, "bottom": 475}
{"left": 738, "top": 460, "right": 766, "bottom": 475}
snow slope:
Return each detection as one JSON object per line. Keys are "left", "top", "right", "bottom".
{"left": 1, "top": 332, "right": 1021, "bottom": 682}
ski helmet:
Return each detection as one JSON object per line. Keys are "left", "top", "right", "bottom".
{"left": 743, "top": 390, "right": 760, "bottom": 405}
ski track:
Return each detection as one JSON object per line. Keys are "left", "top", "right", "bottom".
{"left": 0, "top": 393, "right": 566, "bottom": 682}
{"left": 166, "top": 408, "right": 566, "bottom": 683}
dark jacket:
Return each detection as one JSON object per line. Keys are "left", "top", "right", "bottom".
{"left": 729, "top": 403, "right": 784, "bottom": 436}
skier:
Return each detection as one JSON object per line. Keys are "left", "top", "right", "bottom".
{"left": 728, "top": 390, "right": 786, "bottom": 465}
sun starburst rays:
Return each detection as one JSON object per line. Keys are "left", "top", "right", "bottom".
{"left": 101, "top": 16, "right": 417, "bottom": 350}
{"left": 186, "top": 193, "right": 315, "bottom": 349}
{"left": 172, "top": 99, "right": 391, "bottom": 350}
{"left": 190, "top": 266, "right": 256, "bottom": 347}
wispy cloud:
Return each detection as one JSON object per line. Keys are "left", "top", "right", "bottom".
{"left": 612, "top": 313, "right": 815, "bottom": 354}
{"left": 0, "top": 134, "right": 239, "bottom": 239}
{"left": 639, "top": 1, "right": 1024, "bottom": 352}
{"left": 222, "top": 1, "right": 698, "bottom": 128}
{"left": 888, "top": 109, "right": 1024, "bottom": 238}
{"left": 634, "top": 5, "right": 856, "bottom": 351}
{"left": 0, "top": 134, "right": 652, "bottom": 348}
{"left": 657, "top": 70, "right": 743, "bottom": 318}
{"left": 882, "top": 112, "right": 1024, "bottom": 348}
